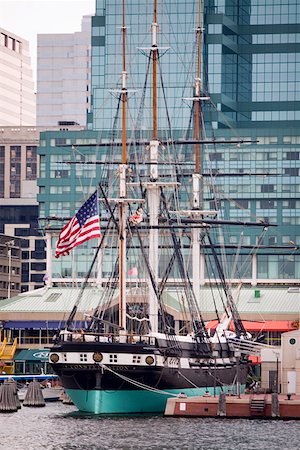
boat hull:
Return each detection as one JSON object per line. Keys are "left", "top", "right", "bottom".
{"left": 65, "top": 385, "right": 237, "bottom": 414}
{"left": 50, "top": 339, "right": 249, "bottom": 414}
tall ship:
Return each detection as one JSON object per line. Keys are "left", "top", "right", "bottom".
{"left": 49, "top": 0, "right": 269, "bottom": 414}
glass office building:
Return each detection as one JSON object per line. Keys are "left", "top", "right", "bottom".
{"left": 38, "top": 0, "right": 300, "bottom": 282}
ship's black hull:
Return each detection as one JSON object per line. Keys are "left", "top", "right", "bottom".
{"left": 50, "top": 340, "right": 249, "bottom": 413}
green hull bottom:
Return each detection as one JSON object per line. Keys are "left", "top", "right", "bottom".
{"left": 66, "top": 385, "right": 243, "bottom": 414}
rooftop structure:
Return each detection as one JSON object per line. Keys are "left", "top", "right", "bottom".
{"left": 37, "top": 16, "right": 92, "bottom": 127}
{"left": 37, "top": 0, "right": 300, "bottom": 284}
{"left": 0, "top": 27, "right": 36, "bottom": 126}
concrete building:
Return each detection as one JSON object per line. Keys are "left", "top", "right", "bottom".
{"left": 261, "top": 329, "right": 300, "bottom": 395}
{"left": 37, "top": 0, "right": 300, "bottom": 283}
{"left": 281, "top": 329, "right": 300, "bottom": 395}
{"left": 37, "top": 16, "right": 91, "bottom": 127}
{"left": 0, "top": 27, "right": 36, "bottom": 126}
{"left": 0, "top": 235, "right": 21, "bottom": 300}
{"left": 0, "top": 125, "right": 84, "bottom": 293}
{"left": 0, "top": 127, "right": 42, "bottom": 292}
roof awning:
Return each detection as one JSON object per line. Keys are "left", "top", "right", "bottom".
{"left": 14, "top": 349, "right": 50, "bottom": 362}
{"left": 248, "top": 355, "right": 261, "bottom": 365}
{"left": 206, "top": 320, "right": 296, "bottom": 332}
{"left": 2, "top": 320, "right": 89, "bottom": 330}
{"left": 3, "top": 321, "right": 64, "bottom": 330}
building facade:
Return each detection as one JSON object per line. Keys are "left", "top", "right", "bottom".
{"left": 0, "top": 28, "right": 36, "bottom": 126}
{"left": 0, "top": 126, "right": 84, "bottom": 293}
{"left": 0, "top": 235, "right": 21, "bottom": 300}
{"left": 0, "top": 127, "right": 44, "bottom": 292}
{"left": 37, "top": 16, "right": 92, "bottom": 127}
{"left": 37, "top": 0, "right": 300, "bottom": 283}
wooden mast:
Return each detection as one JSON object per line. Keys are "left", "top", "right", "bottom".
{"left": 194, "top": 0, "right": 202, "bottom": 175}
{"left": 148, "top": 0, "right": 160, "bottom": 333}
{"left": 192, "top": 0, "right": 205, "bottom": 300}
{"left": 119, "top": 0, "right": 128, "bottom": 331}
{"left": 152, "top": 0, "right": 158, "bottom": 139}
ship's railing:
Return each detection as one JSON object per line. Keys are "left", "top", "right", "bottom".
{"left": 228, "top": 337, "right": 278, "bottom": 356}
{"left": 59, "top": 331, "right": 156, "bottom": 346}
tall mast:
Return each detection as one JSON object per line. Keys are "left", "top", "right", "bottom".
{"left": 152, "top": 0, "right": 158, "bottom": 139}
{"left": 119, "top": 0, "right": 128, "bottom": 331}
{"left": 148, "top": 0, "right": 160, "bottom": 333}
{"left": 192, "top": 0, "right": 206, "bottom": 302}
{"left": 194, "top": 0, "right": 202, "bottom": 175}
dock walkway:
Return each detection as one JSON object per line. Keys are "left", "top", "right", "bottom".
{"left": 165, "top": 393, "right": 300, "bottom": 419}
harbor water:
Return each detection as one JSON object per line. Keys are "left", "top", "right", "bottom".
{"left": 0, "top": 402, "right": 299, "bottom": 450}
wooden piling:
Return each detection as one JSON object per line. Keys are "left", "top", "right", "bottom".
{"left": 0, "top": 380, "right": 18, "bottom": 413}
{"left": 23, "top": 380, "right": 45, "bottom": 407}
{"left": 218, "top": 392, "right": 226, "bottom": 416}
{"left": 271, "top": 392, "right": 280, "bottom": 418}
{"left": 7, "top": 379, "right": 21, "bottom": 409}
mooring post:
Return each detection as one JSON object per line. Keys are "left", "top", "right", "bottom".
{"left": 23, "top": 380, "right": 45, "bottom": 407}
{"left": 218, "top": 392, "right": 226, "bottom": 416}
{"left": 0, "top": 379, "right": 18, "bottom": 413}
{"left": 271, "top": 392, "right": 280, "bottom": 417}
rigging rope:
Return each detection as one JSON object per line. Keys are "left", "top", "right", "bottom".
{"left": 101, "top": 364, "right": 179, "bottom": 397}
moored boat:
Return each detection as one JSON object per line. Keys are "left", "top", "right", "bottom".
{"left": 49, "top": 0, "right": 269, "bottom": 414}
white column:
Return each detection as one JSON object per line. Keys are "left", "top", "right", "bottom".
{"left": 148, "top": 140, "right": 159, "bottom": 333}
{"left": 192, "top": 174, "right": 201, "bottom": 299}
{"left": 119, "top": 164, "right": 127, "bottom": 333}
{"left": 192, "top": 227, "right": 200, "bottom": 303}
{"left": 45, "top": 232, "right": 53, "bottom": 285}
{"left": 96, "top": 243, "right": 103, "bottom": 285}
{"left": 252, "top": 254, "right": 257, "bottom": 286}
{"left": 199, "top": 252, "right": 205, "bottom": 285}
{"left": 7, "top": 246, "right": 11, "bottom": 299}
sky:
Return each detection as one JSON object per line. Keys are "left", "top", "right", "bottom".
{"left": 0, "top": 0, "right": 95, "bottom": 84}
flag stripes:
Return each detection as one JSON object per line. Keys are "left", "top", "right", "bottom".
{"left": 55, "top": 191, "right": 100, "bottom": 258}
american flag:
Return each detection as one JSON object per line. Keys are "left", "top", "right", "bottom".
{"left": 128, "top": 266, "right": 138, "bottom": 276}
{"left": 55, "top": 191, "right": 100, "bottom": 258}
{"left": 129, "top": 208, "right": 143, "bottom": 225}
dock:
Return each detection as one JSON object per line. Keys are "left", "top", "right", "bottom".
{"left": 164, "top": 393, "right": 300, "bottom": 419}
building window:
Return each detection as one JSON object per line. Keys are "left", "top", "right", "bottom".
{"left": 284, "top": 168, "right": 299, "bottom": 176}
{"left": 259, "top": 200, "right": 276, "bottom": 209}
{"left": 285, "top": 152, "right": 299, "bottom": 160}
{"left": 209, "top": 152, "right": 222, "bottom": 161}
{"left": 236, "top": 200, "right": 249, "bottom": 209}
{"left": 26, "top": 146, "right": 37, "bottom": 180}
{"left": 261, "top": 185, "right": 275, "bottom": 193}
{"left": 55, "top": 138, "right": 67, "bottom": 146}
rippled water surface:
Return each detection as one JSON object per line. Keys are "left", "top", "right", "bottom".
{"left": 0, "top": 402, "right": 299, "bottom": 450}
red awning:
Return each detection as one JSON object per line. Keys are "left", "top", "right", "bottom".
{"left": 206, "top": 319, "right": 297, "bottom": 332}
{"left": 248, "top": 355, "right": 261, "bottom": 365}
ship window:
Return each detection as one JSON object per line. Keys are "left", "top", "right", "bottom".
{"left": 109, "top": 354, "right": 118, "bottom": 363}
{"left": 62, "top": 353, "right": 67, "bottom": 362}
{"left": 132, "top": 355, "right": 141, "bottom": 364}
{"left": 80, "top": 353, "right": 88, "bottom": 362}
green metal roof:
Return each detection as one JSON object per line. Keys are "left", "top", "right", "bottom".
{"left": 0, "top": 285, "right": 299, "bottom": 317}
{"left": 0, "top": 286, "right": 101, "bottom": 313}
